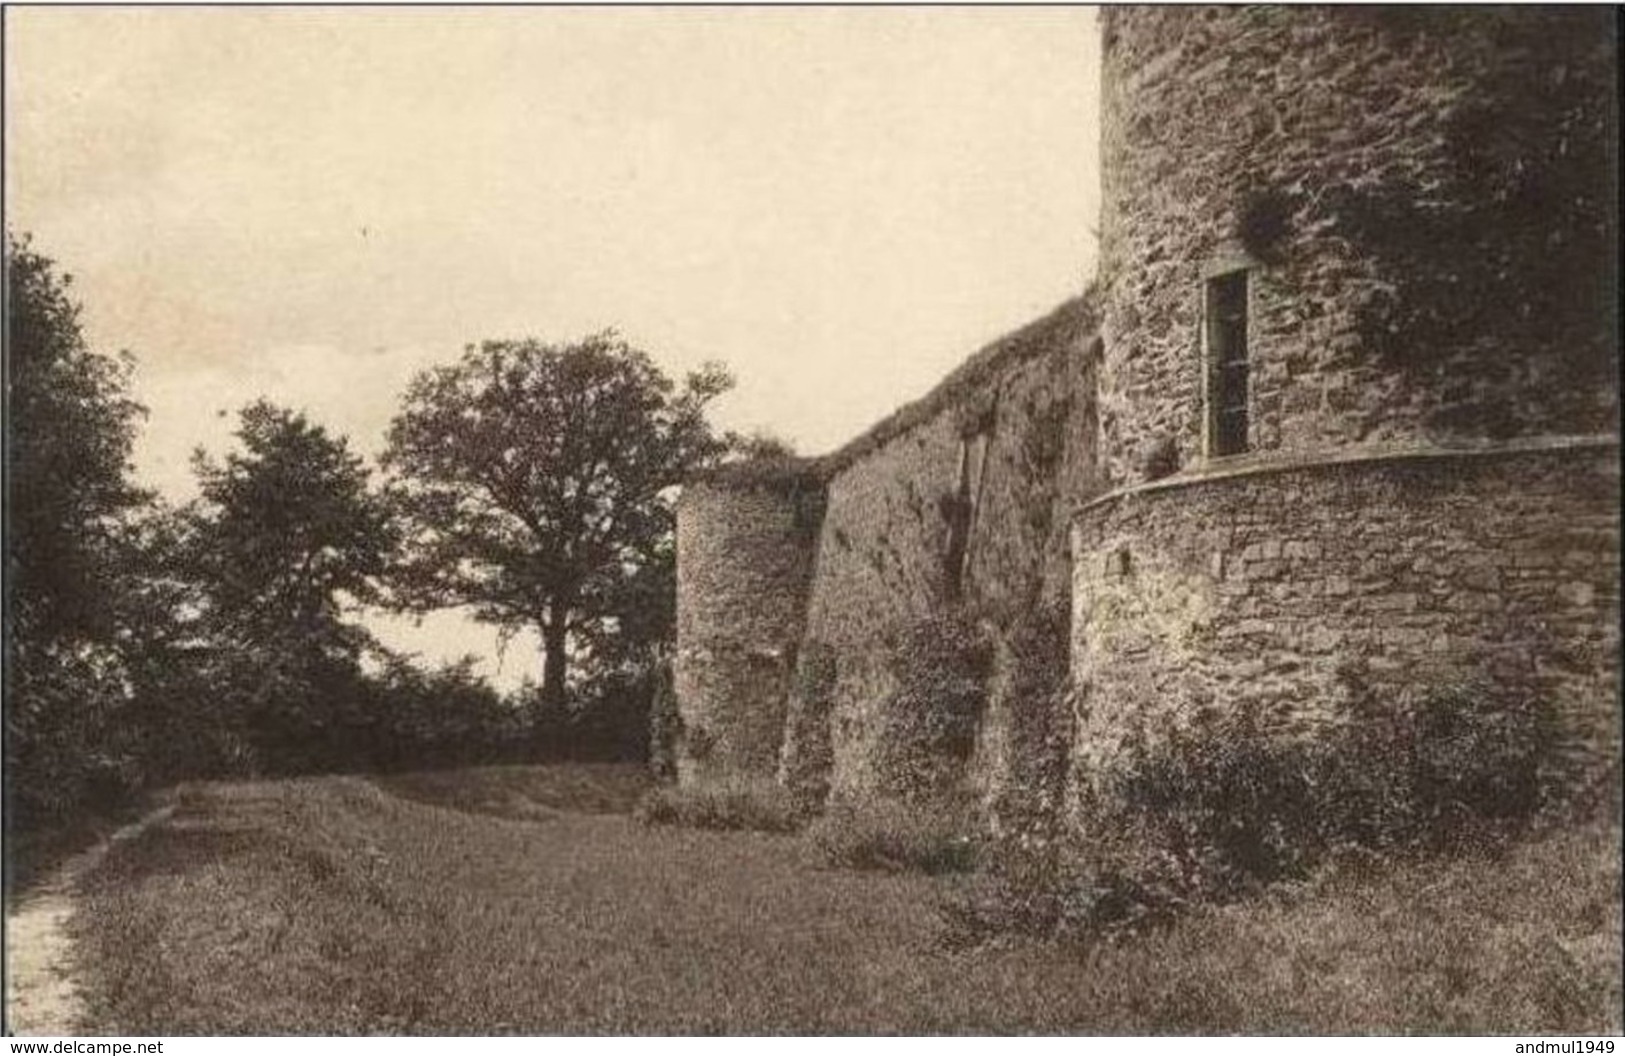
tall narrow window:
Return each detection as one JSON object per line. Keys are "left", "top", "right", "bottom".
{"left": 1206, "top": 271, "right": 1249, "bottom": 457}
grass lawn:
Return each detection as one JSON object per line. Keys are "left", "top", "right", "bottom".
{"left": 68, "top": 765, "right": 1621, "bottom": 1035}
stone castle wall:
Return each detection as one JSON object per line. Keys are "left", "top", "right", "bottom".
{"left": 796, "top": 297, "right": 1099, "bottom": 803}
{"left": 679, "top": 298, "right": 1100, "bottom": 806}
{"left": 1063, "top": 4, "right": 1621, "bottom": 818}
{"left": 671, "top": 7, "right": 1620, "bottom": 843}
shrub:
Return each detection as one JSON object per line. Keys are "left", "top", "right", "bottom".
{"left": 564, "top": 672, "right": 660, "bottom": 763}
{"left": 982, "top": 604, "right": 1071, "bottom": 839}
{"left": 5, "top": 645, "right": 143, "bottom": 829}
{"left": 1317, "top": 673, "right": 1566, "bottom": 850}
{"left": 941, "top": 677, "right": 1570, "bottom": 946}
{"left": 938, "top": 838, "right": 1183, "bottom": 949}
{"left": 354, "top": 656, "right": 530, "bottom": 773}
{"left": 1405, "top": 680, "right": 1561, "bottom": 829}
{"left": 633, "top": 776, "right": 807, "bottom": 834}
{"left": 806, "top": 795, "right": 982, "bottom": 875}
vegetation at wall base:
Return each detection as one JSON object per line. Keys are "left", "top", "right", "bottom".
{"left": 982, "top": 603, "right": 1073, "bottom": 841}
{"left": 805, "top": 794, "right": 982, "bottom": 875}
{"left": 778, "top": 640, "right": 838, "bottom": 808}
{"left": 939, "top": 675, "right": 1589, "bottom": 948}
{"left": 633, "top": 776, "right": 809, "bottom": 834}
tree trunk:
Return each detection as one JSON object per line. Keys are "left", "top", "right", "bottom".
{"left": 540, "top": 609, "right": 570, "bottom": 715}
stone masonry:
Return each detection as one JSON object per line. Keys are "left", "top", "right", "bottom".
{"left": 672, "top": 7, "right": 1620, "bottom": 840}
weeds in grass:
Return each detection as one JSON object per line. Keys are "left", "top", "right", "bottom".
{"left": 632, "top": 776, "right": 807, "bottom": 833}
{"left": 806, "top": 795, "right": 981, "bottom": 875}
{"left": 1067, "top": 819, "right": 1622, "bottom": 1034}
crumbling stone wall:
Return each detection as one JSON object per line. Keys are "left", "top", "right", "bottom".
{"left": 1068, "top": 440, "right": 1621, "bottom": 815}
{"left": 1098, "top": 6, "right": 1618, "bottom": 487}
{"left": 673, "top": 476, "right": 823, "bottom": 783}
{"left": 797, "top": 407, "right": 962, "bottom": 799}
{"left": 790, "top": 298, "right": 1101, "bottom": 806}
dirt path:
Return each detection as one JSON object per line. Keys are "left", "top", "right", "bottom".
{"left": 5, "top": 806, "right": 175, "bottom": 1036}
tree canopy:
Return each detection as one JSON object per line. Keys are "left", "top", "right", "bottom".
{"left": 6, "top": 233, "right": 153, "bottom": 822}
{"left": 182, "top": 401, "right": 399, "bottom": 764}
{"left": 383, "top": 331, "right": 734, "bottom": 710}
{"left": 6, "top": 232, "right": 149, "bottom": 652}
{"left": 190, "top": 400, "right": 397, "bottom": 657}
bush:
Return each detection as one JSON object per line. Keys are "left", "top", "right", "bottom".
{"left": 5, "top": 645, "right": 146, "bottom": 830}
{"left": 357, "top": 655, "right": 530, "bottom": 773}
{"left": 941, "top": 676, "right": 1571, "bottom": 946}
{"left": 806, "top": 795, "right": 982, "bottom": 875}
{"left": 938, "top": 839, "right": 1182, "bottom": 949}
{"left": 564, "top": 673, "right": 659, "bottom": 763}
{"left": 633, "top": 777, "right": 808, "bottom": 834}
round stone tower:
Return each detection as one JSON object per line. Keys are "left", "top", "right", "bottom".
{"left": 1071, "top": 7, "right": 1620, "bottom": 803}
{"left": 672, "top": 471, "right": 825, "bottom": 785}
{"left": 1096, "top": 6, "right": 1616, "bottom": 483}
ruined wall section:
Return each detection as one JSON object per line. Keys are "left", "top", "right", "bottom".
{"left": 957, "top": 318, "right": 1102, "bottom": 822}
{"left": 790, "top": 298, "right": 1101, "bottom": 804}
{"left": 962, "top": 325, "right": 1104, "bottom": 622}
{"left": 797, "top": 389, "right": 964, "bottom": 799}
{"left": 1068, "top": 442, "right": 1621, "bottom": 818}
{"left": 673, "top": 476, "right": 823, "bottom": 784}
{"left": 1098, "top": 6, "right": 1618, "bottom": 487}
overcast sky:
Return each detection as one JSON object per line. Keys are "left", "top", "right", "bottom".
{"left": 6, "top": 6, "right": 1101, "bottom": 688}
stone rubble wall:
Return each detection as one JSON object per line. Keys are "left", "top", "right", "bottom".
{"left": 795, "top": 298, "right": 1100, "bottom": 804}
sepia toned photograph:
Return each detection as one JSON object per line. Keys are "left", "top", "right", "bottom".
{"left": 4, "top": 3, "right": 1620, "bottom": 1038}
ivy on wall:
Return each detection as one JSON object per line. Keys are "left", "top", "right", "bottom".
{"left": 779, "top": 640, "right": 838, "bottom": 808}
{"left": 1329, "top": 9, "right": 1617, "bottom": 434}
{"left": 875, "top": 614, "right": 994, "bottom": 800}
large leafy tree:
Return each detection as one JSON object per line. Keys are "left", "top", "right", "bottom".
{"left": 6, "top": 233, "right": 152, "bottom": 821}
{"left": 6, "top": 232, "right": 149, "bottom": 652}
{"left": 383, "top": 331, "right": 733, "bottom": 712}
{"left": 187, "top": 401, "right": 398, "bottom": 766}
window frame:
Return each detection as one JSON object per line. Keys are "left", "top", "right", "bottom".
{"left": 1202, "top": 265, "right": 1253, "bottom": 459}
